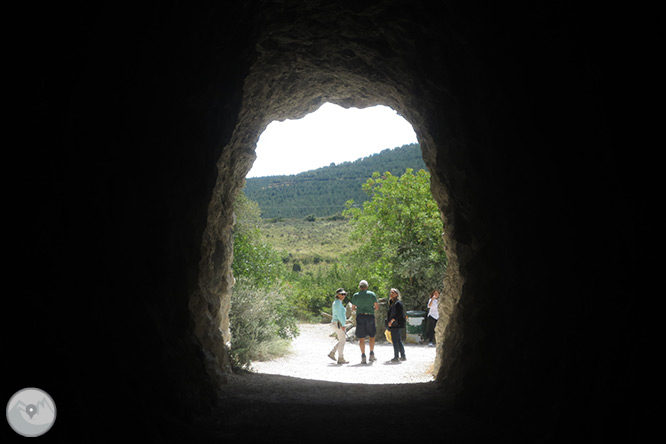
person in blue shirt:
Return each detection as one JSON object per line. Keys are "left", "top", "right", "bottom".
{"left": 328, "top": 288, "right": 349, "bottom": 364}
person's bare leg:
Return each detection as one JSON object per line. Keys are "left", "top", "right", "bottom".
{"left": 359, "top": 337, "right": 366, "bottom": 355}
{"left": 368, "top": 336, "right": 376, "bottom": 361}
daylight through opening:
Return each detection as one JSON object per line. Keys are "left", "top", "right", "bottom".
{"left": 229, "top": 103, "right": 447, "bottom": 384}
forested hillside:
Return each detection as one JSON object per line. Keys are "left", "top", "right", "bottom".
{"left": 243, "top": 143, "right": 426, "bottom": 218}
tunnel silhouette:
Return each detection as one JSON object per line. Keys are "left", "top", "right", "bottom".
{"left": 8, "top": 1, "right": 635, "bottom": 442}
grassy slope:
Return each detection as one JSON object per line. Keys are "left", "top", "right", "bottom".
{"left": 260, "top": 218, "right": 353, "bottom": 274}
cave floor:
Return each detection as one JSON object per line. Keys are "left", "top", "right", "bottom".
{"left": 191, "top": 372, "right": 495, "bottom": 442}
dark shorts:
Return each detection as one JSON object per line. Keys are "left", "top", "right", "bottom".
{"left": 355, "top": 314, "right": 376, "bottom": 338}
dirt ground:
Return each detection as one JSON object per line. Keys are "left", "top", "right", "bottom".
{"left": 250, "top": 323, "right": 437, "bottom": 384}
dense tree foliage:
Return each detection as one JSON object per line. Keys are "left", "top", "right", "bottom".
{"left": 344, "top": 169, "right": 447, "bottom": 310}
{"left": 243, "top": 143, "right": 426, "bottom": 218}
{"left": 231, "top": 193, "right": 285, "bottom": 286}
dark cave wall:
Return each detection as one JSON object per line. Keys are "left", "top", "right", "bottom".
{"left": 7, "top": 2, "right": 263, "bottom": 438}
{"left": 6, "top": 1, "right": 634, "bottom": 441}
{"left": 429, "top": 4, "right": 635, "bottom": 434}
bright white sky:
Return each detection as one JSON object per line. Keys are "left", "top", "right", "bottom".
{"left": 247, "top": 103, "right": 418, "bottom": 178}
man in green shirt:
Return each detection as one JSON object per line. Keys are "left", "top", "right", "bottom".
{"left": 351, "top": 280, "right": 379, "bottom": 364}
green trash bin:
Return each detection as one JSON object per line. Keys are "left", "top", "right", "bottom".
{"left": 405, "top": 310, "right": 426, "bottom": 343}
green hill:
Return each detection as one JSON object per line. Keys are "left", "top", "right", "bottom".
{"left": 243, "top": 143, "right": 426, "bottom": 218}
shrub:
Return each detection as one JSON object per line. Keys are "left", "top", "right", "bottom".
{"left": 228, "top": 278, "right": 299, "bottom": 369}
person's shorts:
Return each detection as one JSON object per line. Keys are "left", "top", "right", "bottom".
{"left": 355, "top": 314, "right": 376, "bottom": 338}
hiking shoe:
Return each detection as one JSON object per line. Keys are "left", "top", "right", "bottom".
{"left": 328, "top": 352, "right": 336, "bottom": 361}
{"left": 338, "top": 358, "right": 349, "bottom": 364}
{"left": 390, "top": 357, "right": 400, "bottom": 362}
{"left": 361, "top": 354, "right": 367, "bottom": 365}
{"left": 400, "top": 356, "right": 407, "bottom": 361}
{"left": 369, "top": 351, "right": 376, "bottom": 362}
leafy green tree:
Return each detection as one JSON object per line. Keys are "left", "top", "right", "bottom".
{"left": 232, "top": 193, "right": 285, "bottom": 287}
{"left": 344, "top": 169, "right": 447, "bottom": 310}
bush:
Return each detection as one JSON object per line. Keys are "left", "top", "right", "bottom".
{"left": 283, "top": 261, "right": 370, "bottom": 320}
{"left": 326, "top": 213, "right": 346, "bottom": 221}
{"left": 228, "top": 278, "right": 299, "bottom": 369}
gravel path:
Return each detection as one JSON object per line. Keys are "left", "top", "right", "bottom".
{"left": 250, "top": 323, "right": 436, "bottom": 384}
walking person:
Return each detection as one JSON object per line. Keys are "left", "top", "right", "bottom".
{"left": 351, "top": 280, "right": 379, "bottom": 364}
{"left": 386, "top": 288, "right": 406, "bottom": 362}
{"left": 328, "top": 288, "right": 349, "bottom": 364}
{"left": 426, "top": 290, "right": 440, "bottom": 346}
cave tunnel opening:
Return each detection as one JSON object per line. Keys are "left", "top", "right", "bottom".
{"left": 10, "top": 1, "right": 634, "bottom": 442}
{"left": 229, "top": 102, "right": 445, "bottom": 384}
{"left": 186, "top": 3, "right": 478, "bottom": 437}
{"left": 192, "top": 81, "right": 468, "bottom": 435}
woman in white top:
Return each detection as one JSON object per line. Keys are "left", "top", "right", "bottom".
{"left": 426, "top": 290, "right": 439, "bottom": 346}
